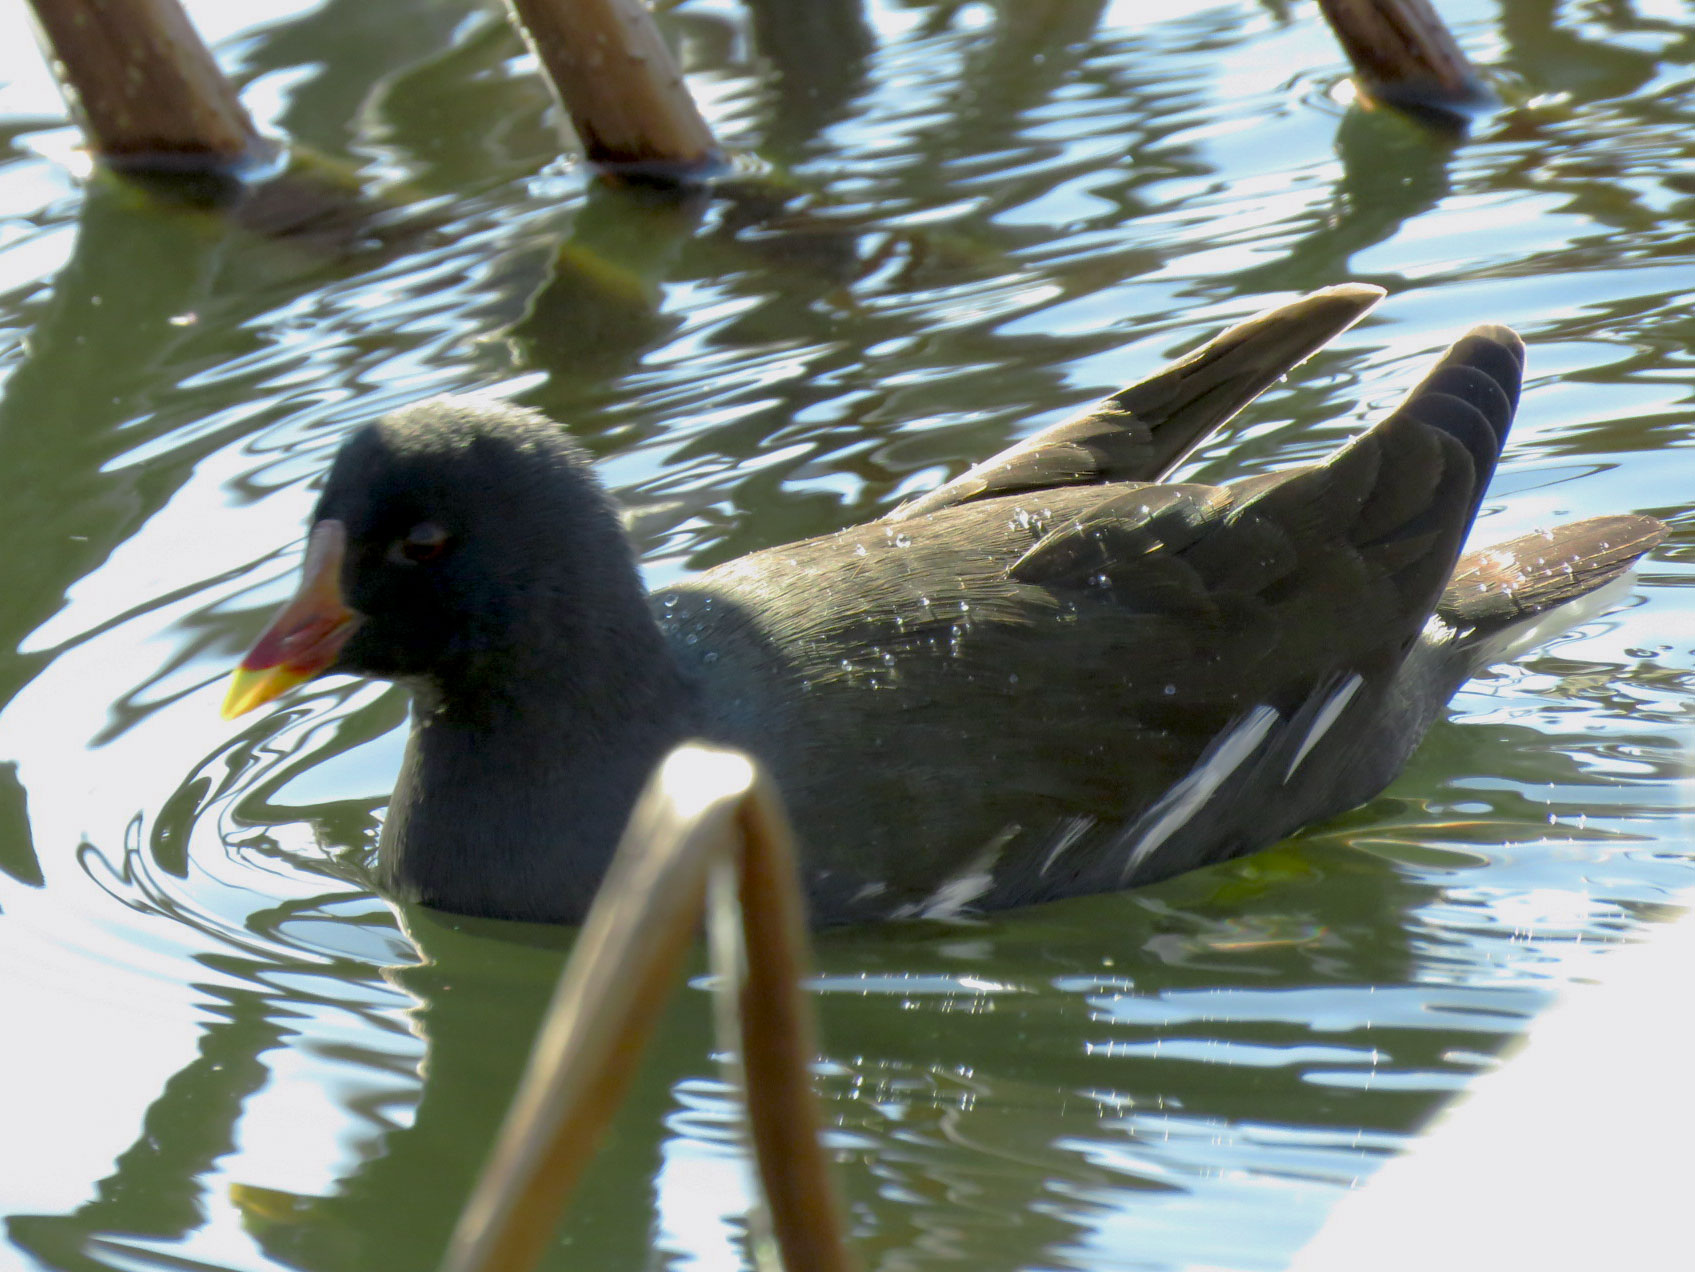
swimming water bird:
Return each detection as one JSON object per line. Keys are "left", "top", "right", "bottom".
{"left": 224, "top": 286, "right": 1665, "bottom": 925}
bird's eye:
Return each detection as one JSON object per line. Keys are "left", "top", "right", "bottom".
{"left": 392, "top": 522, "right": 451, "bottom": 564}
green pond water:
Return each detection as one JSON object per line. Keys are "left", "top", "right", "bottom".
{"left": 2, "top": 1, "right": 1694, "bottom": 1268}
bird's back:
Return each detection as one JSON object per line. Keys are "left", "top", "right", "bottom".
{"left": 657, "top": 323, "right": 1660, "bottom": 923}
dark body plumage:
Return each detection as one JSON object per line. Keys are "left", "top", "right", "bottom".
{"left": 246, "top": 287, "right": 1665, "bottom": 925}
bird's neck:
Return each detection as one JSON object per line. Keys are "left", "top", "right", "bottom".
{"left": 376, "top": 626, "right": 697, "bottom": 924}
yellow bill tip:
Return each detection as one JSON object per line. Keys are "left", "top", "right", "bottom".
{"left": 221, "top": 663, "right": 310, "bottom": 721}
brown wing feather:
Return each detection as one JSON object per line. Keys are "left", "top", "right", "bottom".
{"left": 1009, "top": 326, "right": 1524, "bottom": 664}
{"left": 888, "top": 285, "right": 1384, "bottom": 521}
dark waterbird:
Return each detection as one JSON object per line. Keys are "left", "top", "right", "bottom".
{"left": 224, "top": 286, "right": 1665, "bottom": 925}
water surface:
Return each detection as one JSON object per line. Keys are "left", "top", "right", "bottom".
{"left": 2, "top": 2, "right": 1693, "bottom": 1269}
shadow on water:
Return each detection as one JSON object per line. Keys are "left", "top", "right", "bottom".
{"left": 237, "top": 0, "right": 532, "bottom": 176}
{"left": 5, "top": 896, "right": 712, "bottom": 1272}
{"left": 1235, "top": 105, "right": 1462, "bottom": 294}
{"left": 1494, "top": 0, "right": 1683, "bottom": 104}
{"left": 0, "top": 188, "right": 318, "bottom": 705}
{"left": 740, "top": 0, "right": 875, "bottom": 164}
{"left": 0, "top": 763, "right": 38, "bottom": 889}
{"left": 8, "top": 982, "right": 292, "bottom": 1270}
{"left": 248, "top": 910, "right": 713, "bottom": 1272}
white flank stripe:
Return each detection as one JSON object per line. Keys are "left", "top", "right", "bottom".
{"left": 1121, "top": 705, "right": 1280, "bottom": 883}
{"left": 919, "top": 824, "right": 1021, "bottom": 920}
{"left": 1041, "top": 814, "right": 1096, "bottom": 877}
{"left": 1284, "top": 673, "right": 1366, "bottom": 781}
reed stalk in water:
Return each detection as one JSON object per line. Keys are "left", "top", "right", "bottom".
{"left": 439, "top": 744, "right": 853, "bottom": 1272}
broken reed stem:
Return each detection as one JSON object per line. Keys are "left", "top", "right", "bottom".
{"left": 505, "top": 0, "right": 723, "bottom": 178}
{"left": 438, "top": 744, "right": 854, "bottom": 1272}
{"left": 26, "top": 0, "right": 269, "bottom": 173}
{"left": 1317, "top": 0, "right": 1489, "bottom": 116}
{"left": 715, "top": 782, "right": 848, "bottom": 1272}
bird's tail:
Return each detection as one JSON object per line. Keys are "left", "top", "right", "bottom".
{"left": 1440, "top": 513, "right": 1667, "bottom": 661}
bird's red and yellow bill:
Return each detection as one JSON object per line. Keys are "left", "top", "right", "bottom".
{"left": 223, "top": 520, "right": 360, "bottom": 720}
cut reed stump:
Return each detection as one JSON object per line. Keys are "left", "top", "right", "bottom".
{"left": 439, "top": 744, "right": 854, "bottom": 1272}
{"left": 1318, "top": 0, "right": 1492, "bottom": 124}
{"left": 505, "top": 0, "right": 725, "bottom": 179}
{"left": 26, "top": 0, "right": 454, "bottom": 257}
{"left": 26, "top": 0, "right": 272, "bottom": 175}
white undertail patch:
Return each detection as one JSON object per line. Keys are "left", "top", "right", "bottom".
{"left": 1479, "top": 571, "right": 1638, "bottom": 667}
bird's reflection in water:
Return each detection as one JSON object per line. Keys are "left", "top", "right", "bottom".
{"left": 232, "top": 905, "right": 713, "bottom": 1272}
